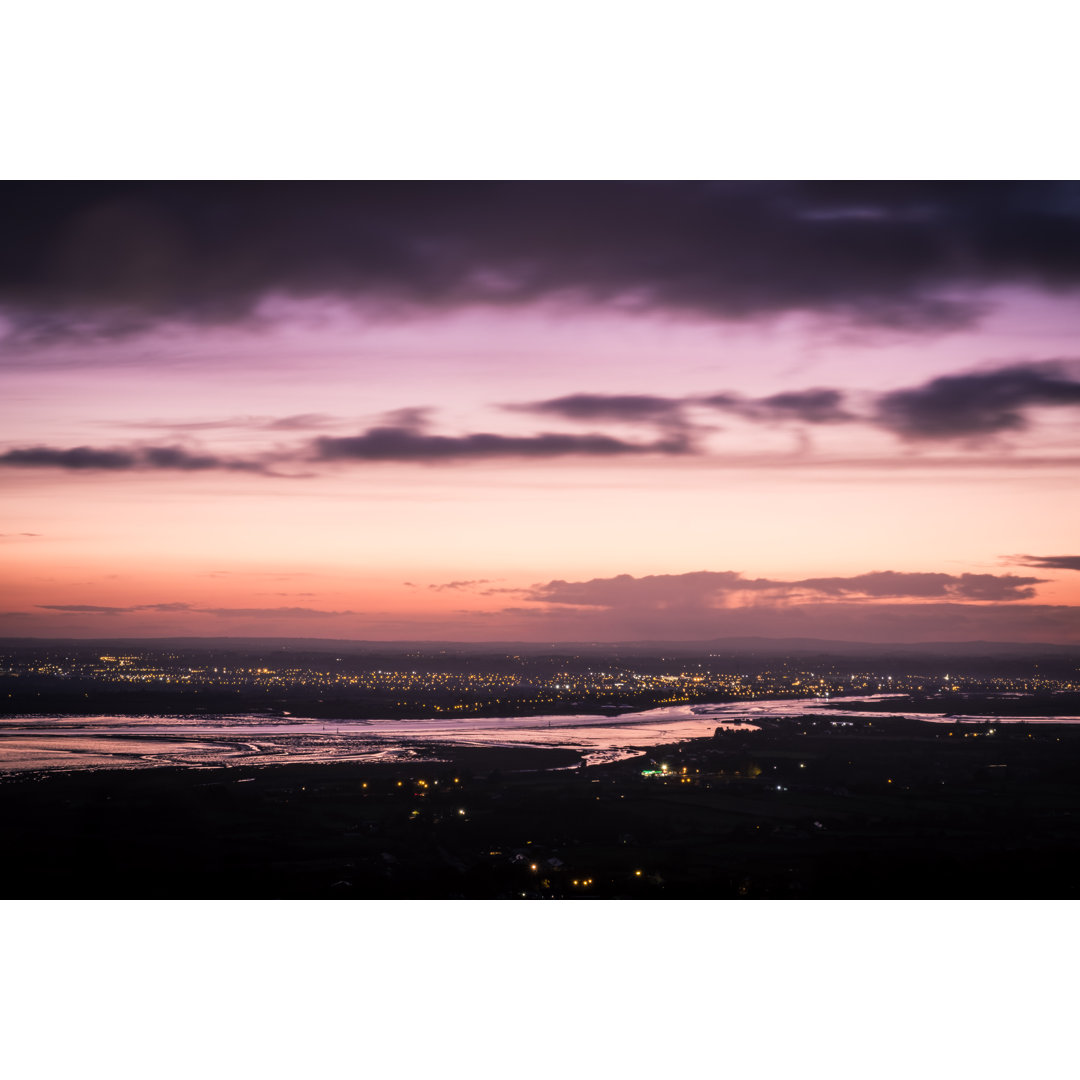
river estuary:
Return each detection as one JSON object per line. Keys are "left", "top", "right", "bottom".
{"left": 2, "top": 694, "right": 1078, "bottom": 773}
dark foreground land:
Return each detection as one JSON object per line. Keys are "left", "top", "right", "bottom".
{"left": 5, "top": 717, "right": 1080, "bottom": 899}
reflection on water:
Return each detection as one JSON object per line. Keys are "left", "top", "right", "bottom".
{"left": 1, "top": 694, "right": 1078, "bottom": 773}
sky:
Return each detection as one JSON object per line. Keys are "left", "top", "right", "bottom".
{"left": 2, "top": 180, "right": 1080, "bottom": 643}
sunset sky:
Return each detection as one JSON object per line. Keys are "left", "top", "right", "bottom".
{"left": 3, "top": 181, "right": 1079, "bottom": 642}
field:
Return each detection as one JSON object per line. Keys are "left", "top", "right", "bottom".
{"left": 5, "top": 717, "right": 1080, "bottom": 898}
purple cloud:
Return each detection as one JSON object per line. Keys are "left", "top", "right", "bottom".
{"left": 117, "top": 413, "right": 339, "bottom": 432}
{"left": 1, "top": 444, "right": 269, "bottom": 472}
{"left": 875, "top": 362, "right": 1080, "bottom": 440}
{"left": 504, "top": 394, "right": 685, "bottom": 423}
{"left": 791, "top": 571, "right": 1045, "bottom": 602}
{"left": 6, "top": 182, "right": 1080, "bottom": 340}
{"left": 313, "top": 426, "right": 692, "bottom": 463}
{"left": 1008, "top": 554, "right": 1080, "bottom": 572}
{"left": 701, "top": 388, "right": 854, "bottom": 424}
{"left": 525, "top": 569, "right": 1045, "bottom": 608}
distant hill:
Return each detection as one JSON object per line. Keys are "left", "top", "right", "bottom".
{"left": 1, "top": 634, "right": 1075, "bottom": 658}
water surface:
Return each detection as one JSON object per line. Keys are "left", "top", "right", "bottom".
{"left": 2, "top": 694, "right": 1077, "bottom": 773}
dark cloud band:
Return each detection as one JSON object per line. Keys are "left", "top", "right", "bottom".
{"left": 5, "top": 181, "right": 1080, "bottom": 339}
{"left": 505, "top": 394, "right": 685, "bottom": 423}
{"left": 312, "top": 426, "right": 692, "bottom": 462}
{"left": 0, "top": 445, "right": 267, "bottom": 472}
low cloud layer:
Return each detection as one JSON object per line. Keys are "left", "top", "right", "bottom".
{"left": 525, "top": 569, "right": 1046, "bottom": 608}
{"left": 791, "top": 571, "right": 1044, "bottom": 601}
{"left": 495, "top": 600, "right": 1080, "bottom": 645}
{"left": 498, "top": 570, "right": 1070, "bottom": 643}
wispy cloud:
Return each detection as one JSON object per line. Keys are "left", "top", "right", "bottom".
{"left": 312, "top": 426, "right": 692, "bottom": 463}
{"left": 700, "top": 388, "right": 855, "bottom": 424}
{"left": 37, "top": 604, "right": 132, "bottom": 615}
{"left": 1008, "top": 554, "right": 1080, "bottom": 572}
{"left": 504, "top": 394, "right": 685, "bottom": 423}
{"left": 196, "top": 606, "right": 354, "bottom": 617}
{"left": 37, "top": 602, "right": 196, "bottom": 615}
{"left": 114, "top": 413, "right": 340, "bottom": 432}
{"left": 1, "top": 444, "right": 270, "bottom": 472}
{"left": 36, "top": 602, "right": 351, "bottom": 617}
